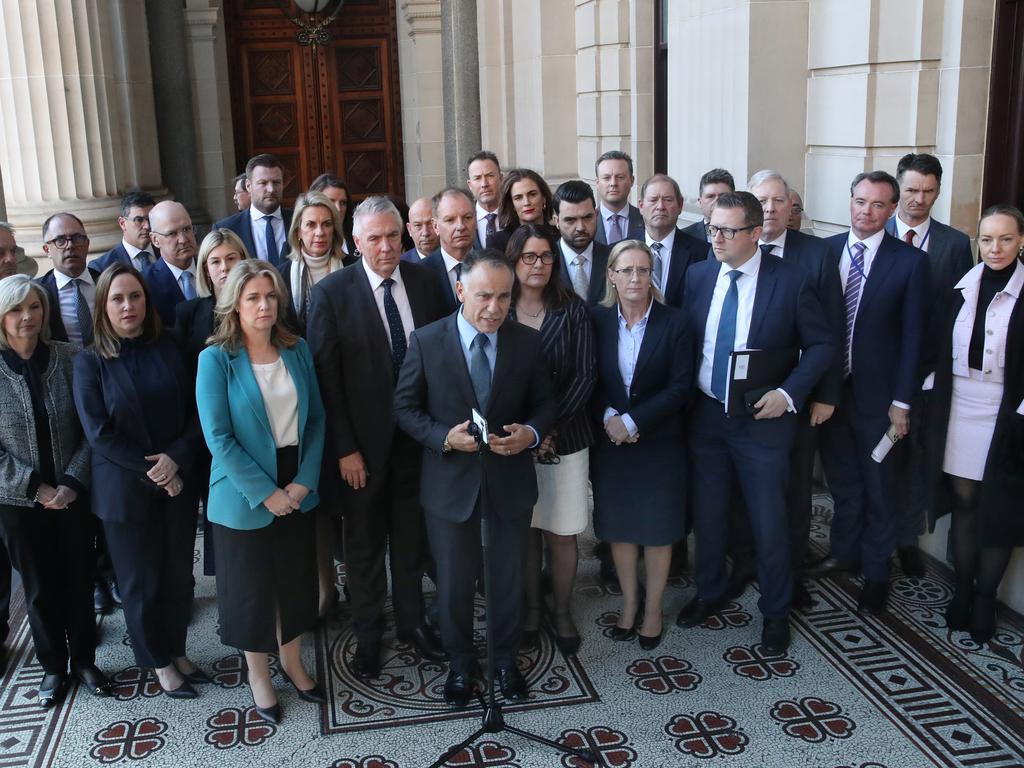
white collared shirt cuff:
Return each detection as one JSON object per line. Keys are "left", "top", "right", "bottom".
{"left": 603, "top": 407, "right": 618, "bottom": 424}
{"left": 621, "top": 413, "right": 639, "bottom": 437}
{"left": 922, "top": 372, "right": 935, "bottom": 391}
{"left": 777, "top": 389, "right": 796, "bottom": 413}
{"left": 525, "top": 425, "right": 540, "bottom": 449}
{"left": 1017, "top": 399, "right": 1024, "bottom": 416}
{"left": 892, "top": 400, "right": 911, "bottom": 411}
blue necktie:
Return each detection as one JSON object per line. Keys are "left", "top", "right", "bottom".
{"left": 72, "top": 279, "right": 93, "bottom": 347}
{"left": 180, "top": 271, "right": 196, "bottom": 300}
{"left": 381, "top": 278, "right": 407, "bottom": 381}
{"left": 469, "top": 333, "right": 491, "bottom": 412}
{"left": 843, "top": 242, "right": 866, "bottom": 377}
{"left": 264, "top": 215, "right": 280, "bottom": 265}
{"left": 711, "top": 270, "right": 742, "bottom": 401}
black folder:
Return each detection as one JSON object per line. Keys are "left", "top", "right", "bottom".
{"left": 726, "top": 348, "right": 799, "bottom": 417}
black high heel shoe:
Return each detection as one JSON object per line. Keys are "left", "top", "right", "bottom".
{"left": 282, "top": 672, "right": 326, "bottom": 704}
{"left": 154, "top": 669, "right": 197, "bottom": 700}
{"left": 247, "top": 674, "right": 282, "bottom": 723}
{"left": 38, "top": 673, "right": 67, "bottom": 708}
{"left": 609, "top": 607, "right": 644, "bottom": 642}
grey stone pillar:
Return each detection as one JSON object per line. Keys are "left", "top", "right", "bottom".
{"left": 440, "top": 0, "right": 482, "bottom": 186}
{"left": 145, "top": 0, "right": 209, "bottom": 225}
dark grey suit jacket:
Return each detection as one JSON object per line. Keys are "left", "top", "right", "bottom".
{"left": 681, "top": 219, "right": 708, "bottom": 243}
{"left": 594, "top": 203, "right": 644, "bottom": 245}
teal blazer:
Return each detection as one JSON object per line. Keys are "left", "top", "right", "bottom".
{"left": 196, "top": 339, "right": 325, "bottom": 530}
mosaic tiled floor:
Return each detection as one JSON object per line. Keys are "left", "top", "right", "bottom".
{"left": 1, "top": 497, "right": 1022, "bottom": 767}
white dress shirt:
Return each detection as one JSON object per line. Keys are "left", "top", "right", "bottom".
{"left": 440, "top": 248, "right": 463, "bottom": 296}
{"left": 840, "top": 228, "right": 910, "bottom": 410}
{"left": 698, "top": 252, "right": 761, "bottom": 399}
{"left": 758, "top": 229, "right": 788, "bottom": 258}
{"left": 250, "top": 357, "right": 299, "bottom": 448}
{"left": 163, "top": 260, "right": 198, "bottom": 296}
{"left": 476, "top": 202, "right": 499, "bottom": 246}
{"left": 362, "top": 259, "right": 415, "bottom": 349}
{"left": 644, "top": 228, "right": 676, "bottom": 289}
{"left": 122, "top": 240, "right": 156, "bottom": 270}
{"left": 249, "top": 206, "right": 286, "bottom": 261}
{"left": 559, "top": 239, "right": 594, "bottom": 284}
{"left": 54, "top": 268, "right": 96, "bottom": 345}
{"left": 603, "top": 299, "right": 654, "bottom": 437}
{"left": 893, "top": 214, "right": 932, "bottom": 252}
{"left": 599, "top": 202, "right": 629, "bottom": 242}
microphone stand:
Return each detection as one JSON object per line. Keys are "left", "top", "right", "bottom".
{"left": 428, "top": 423, "right": 600, "bottom": 767}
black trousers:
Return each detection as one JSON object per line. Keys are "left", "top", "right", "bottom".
{"left": 103, "top": 491, "right": 198, "bottom": 668}
{"left": 729, "top": 412, "right": 818, "bottom": 572}
{"left": 0, "top": 537, "right": 10, "bottom": 645}
{"left": 343, "top": 433, "right": 427, "bottom": 643}
{"left": 0, "top": 503, "right": 96, "bottom": 674}
{"left": 426, "top": 504, "right": 528, "bottom": 674}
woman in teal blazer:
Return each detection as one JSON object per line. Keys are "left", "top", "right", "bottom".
{"left": 196, "top": 260, "right": 326, "bottom": 725}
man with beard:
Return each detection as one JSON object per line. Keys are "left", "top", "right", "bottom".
{"left": 214, "top": 154, "right": 293, "bottom": 268}
{"left": 553, "top": 180, "right": 608, "bottom": 306}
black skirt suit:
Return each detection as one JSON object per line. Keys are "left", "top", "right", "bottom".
{"left": 590, "top": 300, "right": 694, "bottom": 546}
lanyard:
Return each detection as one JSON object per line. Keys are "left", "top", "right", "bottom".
{"left": 846, "top": 241, "right": 868, "bottom": 280}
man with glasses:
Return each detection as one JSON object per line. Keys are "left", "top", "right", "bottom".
{"left": 37, "top": 213, "right": 101, "bottom": 346}
{"left": 679, "top": 192, "right": 834, "bottom": 655}
{"left": 92, "top": 189, "right": 159, "bottom": 273}
{"left": 144, "top": 201, "right": 200, "bottom": 326}
{"left": 630, "top": 173, "right": 709, "bottom": 308}
{"left": 214, "top": 154, "right": 292, "bottom": 267}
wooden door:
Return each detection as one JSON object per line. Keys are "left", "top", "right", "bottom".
{"left": 225, "top": 0, "right": 405, "bottom": 206}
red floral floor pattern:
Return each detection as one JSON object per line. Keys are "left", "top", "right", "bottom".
{"left": 0, "top": 497, "right": 1021, "bottom": 767}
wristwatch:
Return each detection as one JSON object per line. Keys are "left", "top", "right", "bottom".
{"left": 441, "top": 436, "right": 452, "bottom": 454}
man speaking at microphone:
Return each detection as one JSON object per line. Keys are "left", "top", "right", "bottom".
{"left": 394, "top": 248, "right": 555, "bottom": 709}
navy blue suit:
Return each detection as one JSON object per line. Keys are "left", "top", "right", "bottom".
{"left": 142, "top": 259, "right": 193, "bottom": 328}
{"left": 627, "top": 227, "right": 711, "bottom": 309}
{"left": 401, "top": 247, "right": 428, "bottom": 264}
{"left": 685, "top": 253, "right": 834, "bottom": 618}
{"left": 36, "top": 267, "right": 103, "bottom": 343}
{"left": 594, "top": 204, "right": 644, "bottom": 245}
{"left": 420, "top": 250, "right": 460, "bottom": 313}
{"left": 213, "top": 208, "right": 293, "bottom": 268}
{"left": 681, "top": 219, "right": 708, "bottom": 243}
{"left": 91, "top": 243, "right": 157, "bottom": 273}
{"left": 820, "top": 231, "right": 930, "bottom": 582}
{"left": 884, "top": 217, "right": 974, "bottom": 546}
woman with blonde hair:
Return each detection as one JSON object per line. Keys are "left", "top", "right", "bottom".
{"left": 196, "top": 260, "right": 326, "bottom": 723}
{"left": 0, "top": 275, "right": 111, "bottom": 707}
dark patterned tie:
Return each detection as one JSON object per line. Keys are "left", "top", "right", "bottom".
{"left": 485, "top": 213, "right": 497, "bottom": 240}
{"left": 843, "top": 242, "right": 866, "bottom": 377}
{"left": 381, "top": 278, "right": 407, "bottom": 381}
{"left": 73, "top": 279, "right": 93, "bottom": 347}
{"left": 264, "top": 215, "right": 279, "bottom": 264}
{"left": 608, "top": 213, "right": 623, "bottom": 243}
{"left": 760, "top": 243, "right": 775, "bottom": 258}
{"left": 650, "top": 242, "right": 664, "bottom": 290}
{"left": 470, "top": 333, "right": 491, "bottom": 412}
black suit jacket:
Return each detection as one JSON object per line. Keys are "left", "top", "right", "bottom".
{"left": 824, "top": 232, "right": 930, "bottom": 413}
{"left": 394, "top": 313, "right": 556, "bottom": 523}
{"left": 885, "top": 217, "right": 974, "bottom": 376}
{"left": 627, "top": 227, "right": 710, "bottom": 309}
{"left": 90, "top": 243, "right": 158, "bottom": 273}
{"left": 170, "top": 296, "right": 216, "bottom": 373}
{"left": 774, "top": 229, "right": 844, "bottom": 406}
{"left": 420, "top": 250, "right": 460, "bottom": 312}
{"left": 36, "top": 267, "right": 103, "bottom": 343}
{"left": 681, "top": 219, "right": 708, "bottom": 243}
{"left": 594, "top": 203, "right": 644, "bottom": 245}
{"left": 213, "top": 208, "right": 294, "bottom": 267}
{"left": 558, "top": 241, "right": 610, "bottom": 306}
{"left": 307, "top": 260, "right": 447, "bottom": 474}
{"left": 143, "top": 258, "right": 192, "bottom": 328}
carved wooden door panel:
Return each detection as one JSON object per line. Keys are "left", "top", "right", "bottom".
{"left": 226, "top": 0, "right": 405, "bottom": 206}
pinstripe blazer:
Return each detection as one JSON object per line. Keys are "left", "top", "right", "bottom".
{"left": 509, "top": 294, "right": 596, "bottom": 454}
{"left": 0, "top": 341, "right": 90, "bottom": 506}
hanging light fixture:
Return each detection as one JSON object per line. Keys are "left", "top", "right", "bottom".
{"left": 275, "top": 0, "right": 345, "bottom": 50}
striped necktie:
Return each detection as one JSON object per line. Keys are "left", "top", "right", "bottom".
{"left": 72, "top": 279, "right": 93, "bottom": 347}
{"left": 843, "top": 242, "right": 866, "bottom": 377}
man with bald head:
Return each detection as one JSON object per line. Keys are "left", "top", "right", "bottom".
{"left": 144, "top": 201, "right": 199, "bottom": 326}
{"left": 402, "top": 197, "right": 439, "bottom": 262}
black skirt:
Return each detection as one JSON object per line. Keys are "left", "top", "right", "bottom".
{"left": 212, "top": 446, "right": 318, "bottom": 653}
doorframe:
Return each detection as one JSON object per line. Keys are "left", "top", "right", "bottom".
{"left": 982, "top": 0, "right": 1024, "bottom": 211}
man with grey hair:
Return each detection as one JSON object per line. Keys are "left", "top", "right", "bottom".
{"left": 722, "top": 170, "right": 842, "bottom": 608}
{"left": 307, "top": 196, "right": 448, "bottom": 678}
{"left": 422, "top": 187, "right": 477, "bottom": 312}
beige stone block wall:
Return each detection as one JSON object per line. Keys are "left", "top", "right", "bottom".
{"left": 399, "top": 0, "right": 445, "bottom": 199}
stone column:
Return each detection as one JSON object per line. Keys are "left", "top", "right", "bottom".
{"left": 398, "top": 0, "right": 445, "bottom": 199}
{"left": 440, "top": 0, "right": 482, "bottom": 185}
{"left": 0, "top": 0, "right": 164, "bottom": 263}
{"left": 145, "top": 0, "right": 208, "bottom": 225}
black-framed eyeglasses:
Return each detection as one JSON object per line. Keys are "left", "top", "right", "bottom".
{"left": 46, "top": 233, "right": 88, "bottom": 249}
{"left": 706, "top": 224, "right": 755, "bottom": 240}
{"left": 150, "top": 225, "right": 195, "bottom": 240}
{"left": 520, "top": 251, "right": 555, "bottom": 265}
{"left": 612, "top": 266, "right": 651, "bottom": 279}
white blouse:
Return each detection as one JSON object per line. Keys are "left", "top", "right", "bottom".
{"left": 250, "top": 357, "right": 299, "bottom": 448}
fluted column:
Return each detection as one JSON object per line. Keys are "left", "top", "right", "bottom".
{"left": 440, "top": 0, "right": 482, "bottom": 185}
{"left": 0, "top": 0, "right": 164, "bottom": 262}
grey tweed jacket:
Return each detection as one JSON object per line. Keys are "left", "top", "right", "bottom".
{"left": 0, "top": 341, "right": 90, "bottom": 507}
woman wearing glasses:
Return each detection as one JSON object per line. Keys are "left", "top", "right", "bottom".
{"left": 590, "top": 239, "right": 693, "bottom": 651}
{"left": 506, "top": 225, "right": 596, "bottom": 656}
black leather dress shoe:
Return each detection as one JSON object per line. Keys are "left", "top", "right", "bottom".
{"left": 397, "top": 624, "right": 448, "bottom": 661}
{"left": 791, "top": 580, "right": 815, "bottom": 610}
{"left": 676, "top": 596, "right": 724, "bottom": 628}
{"left": 38, "top": 673, "right": 67, "bottom": 708}
{"left": 93, "top": 582, "right": 113, "bottom": 615}
{"left": 495, "top": 665, "right": 527, "bottom": 701}
{"left": 74, "top": 665, "right": 113, "bottom": 697}
{"left": 857, "top": 580, "right": 889, "bottom": 614}
{"left": 945, "top": 587, "right": 971, "bottom": 631}
{"left": 970, "top": 593, "right": 997, "bottom": 644}
{"left": 725, "top": 567, "right": 755, "bottom": 600}
{"left": 351, "top": 641, "right": 382, "bottom": 679}
{"left": 897, "top": 546, "right": 926, "bottom": 578}
{"left": 806, "top": 554, "right": 860, "bottom": 579}
{"left": 761, "top": 618, "right": 791, "bottom": 656}
{"left": 443, "top": 669, "right": 475, "bottom": 709}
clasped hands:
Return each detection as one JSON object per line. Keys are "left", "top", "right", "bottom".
{"left": 604, "top": 414, "right": 637, "bottom": 446}
{"left": 445, "top": 420, "right": 535, "bottom": 456}
{"left": 146, "top": 453, "right": 183, "bottom": 497}
{"left": 35, "top": 483, "right": 77, "bottom": 510}
{"left": 264, "top": 483, "right": 310, "bottom": 516}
